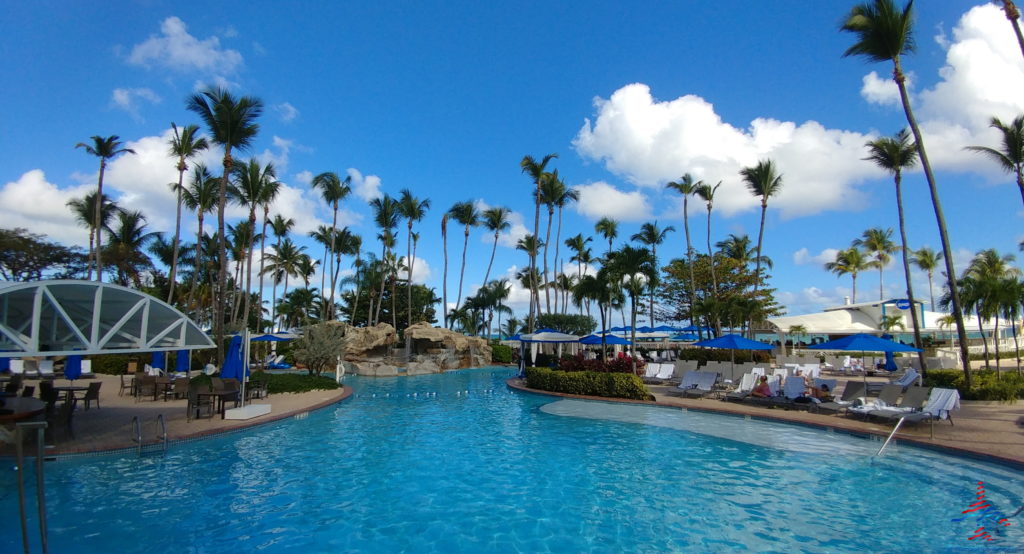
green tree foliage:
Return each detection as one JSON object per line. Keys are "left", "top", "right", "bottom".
{"left": 291, "top": 322, "right": 348, "bottom": 377}
{"left": 536, "top": 313, "right": 597, "bottom": 336}
{"left": 340, "top": 283, "right": 439, "bottom": 328}
{"left": 0, "top": 228, "right": 86, "bottom": 281}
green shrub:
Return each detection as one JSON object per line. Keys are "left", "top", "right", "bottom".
{"left": 524, "top": 366, "right": 653, "bottom": 400}
{"left": 922, "top": 370, "right": 964, "bottom": 390}
{"left": 675, "top": 347, "right": 771, "bottom": 365}
{"left": 250, "top": 371, "right": 340, "bottom": 394}
{"left": 491, "top": 343, "right": 513, "bottom": 363}
{"left": 87, "top": 354, "right": 138, "bottom": 375}
{"left": 924, "top": 369, "right": 1023, "bottom": 402}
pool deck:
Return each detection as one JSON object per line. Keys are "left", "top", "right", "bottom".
{"left": 1, "top": 374, "right": 350, "bottom": 457}
{"left": 507, "top": 379, "right": 1024, "bottom": 467}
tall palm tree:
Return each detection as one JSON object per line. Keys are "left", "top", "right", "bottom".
{"left": 740, "top": 159, "right": 783, "bottom": 296}
{"left": 998, "top": 276, "right": 1024, "bottom": 375}
{"left": 665, "top": 174, "right": 700, "bottom": 326}
{"left": 565, "top": 233, "right": 593, "bottom": 316}
{"left": 853, "top": 227, "right": 897, "bottom": 300}
{"left": 552, "top": 183, "right": 579, "bottom": 315}
{"left": 607, "top": 245, "right": 656, "bottom": 372}
{"left": 998, "top": 1, "right": 1024, "bottom": 60}
{"left": 262, "top": 238, "right": 305, "bottom": 332}
{"left": 538, "top": 171, "right": 568, "bottom": 314}
{"left": 694, "top": 181, "right": 721, "bottom": 297}
{"left": 67, "top": 192, "right": 122, "bottom": 280}
{"left": 841, "top": 0, "right": 971, "bottom": 384}
{"left": 267, "top": 214, "right": 294, "bottom": 330}
{"left": 348, "top": 235, "right": 364, "bottom": 326}
{"left": 254, "top": 184, "right": 281, "bottom": 328}
{"left": 716, "top": 234, "right": 772, "bottom": 270}
{"left": 230, "top": 158, "right": 278, "bottom": 329}
{"left": 521, "top": 153, "right": 558, "bottom": 331}
{"left": 103, "top": 210, "right": 157, "bottom": 288}
{"left": 447, "top": 201, "right": 479, "bottom": 320}
{"left": 311, "top": 171, "right": 352, "bottom": 313}
{"left": 398, "top": 189, "right": 430, "bottom": 352}
{"left": 865, "top": 129, "right": 926, "bottom": 369}
{"left": 186, "top": 87, "right": 263, "bottom": 364}
{"left": 631, "top": 221, "right": 675, "bottom": 326}
{"left": 481, "top": 206, "right": 511, "bottom": 287}
{"left": 961, "top": 249, "right": 1021, "bottom": 372}
{"left": 309, "top": 225, "right": 335, "bottom": 318}
{"left": 965, "top": 115, "right": 1024, "bottom": 208}
{"left": 912, "top": 247, "right": 942, "bottom": 311}
{"left": 166, "top": 123, "right": 209, "bottom": 303}
{"left": 594, "top": 217, "right": 618, "bottom": 257}
{"left": 573, "top": 269, "right": 615, "bottom": 359}
{"left": 75, "top": 135, "right": 136, "bottom": 281}
{"left": 180, "top": 164, "right": 218, "bottom": 314}
{"left": 370, "top": 194, "right": 400, "bottom": 326}
{"left": 825, "top": 247, "right": 872, "bottom": 303}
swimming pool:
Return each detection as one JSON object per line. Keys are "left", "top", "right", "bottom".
{"left": 3, "top": 367, "right": 1022, "bottom": 552}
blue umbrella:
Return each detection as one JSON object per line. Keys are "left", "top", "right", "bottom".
{"left": 580, "top": 334, "right": 631, "bottom": 345}
{"left": 653, "top": 325, "right": 679, "bottom": 332}
{"left": 807, "top": 333, "right": 921, "bottom": 353}
{"left": 881, "top": 334, "right": 899, "bottom": 372}
{"left": 220, "top": 335, "right": 246, "bottom": 380}
{"left": 670, "top": 333, "right": 699, "bottom": 341}
{"left": 151, "top": 351, "right": 167, "bottom": 370}
{"left": 635, "top": 326, "right": 656, "bottom": 333}
{"left": 0, "top": 356, "right": 9, "bottom": 372}
{"left": 175, "top": 350, "right": 191, "bottom": 373}
{"left": 693, "top": 334, "right": 774, "bottom": 350}
{"left": 250, "top": 334, "right": 293, "bottom": 342}
{"left": 63, "top": 355, "right": 83, "bottom": 381}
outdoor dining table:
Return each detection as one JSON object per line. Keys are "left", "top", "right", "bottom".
{"left": 198, "top": 390, "right": 238, "bottom": 419}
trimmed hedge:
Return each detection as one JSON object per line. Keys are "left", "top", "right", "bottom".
{"left": 250, "top": 371, "right": 341, "bottom": 394}
{"left": 524, "top": 366, "right": 654, "bottom": 400}
{"left": 674, "top": 347, "right": 771, "bottom": 365}
{"left": 923, "top": 369, "right": 1024, "bottom": 402}
{"left": 491, "top": 343, "right": 513, "bottom": 363}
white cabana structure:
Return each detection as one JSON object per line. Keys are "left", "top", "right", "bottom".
{"left": 514, "top": 329, "right": 580, "bottom": 369}
{"left": 0, "top": 280, "right": 214, "bottom": 357}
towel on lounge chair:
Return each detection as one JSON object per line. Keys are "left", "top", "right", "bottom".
{"left": 847, "top": 384, "right": 904, "bottom": 417}
{"left": 868, "top": 386, "right": 932, "bottom": 419}
{"left": 892, "top": 369, "right": 920, "bottom": 390}
{"left": 813, "top": 381, "right": 867, "bottom": 414}
{"left": 644, "top": 363, "right": 660, "bottom": 378}
{"left": 655, "top": 363, "right": 674, "bottom": 380}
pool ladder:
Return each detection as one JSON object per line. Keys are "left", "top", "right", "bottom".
{"left": 875, "top": 417, "right": 906, "bottom": 457}
{"left": 14, "top": 421, "right": 49, "bottom": 554}
{"left": 130, "top": 414, "right": 168, "bottom": 457}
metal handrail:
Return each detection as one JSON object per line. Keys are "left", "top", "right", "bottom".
{"left": 876, "top": 417, "right": 906, "bottom": 456}
{"left": 15, "top": 421, "right": 49, "bottom": 554}
{"left": 155, "top": 414, "right": 167, "bottom": 453}
{"left": 131, "top": 415, "right": 142, "bottom": 457}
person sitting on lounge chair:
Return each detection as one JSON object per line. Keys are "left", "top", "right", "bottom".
{"left": 810, "top": 383, "right": 832, "bottom": 402}
{"left": 751, "top": 376, "right": 772, "bottom": 398}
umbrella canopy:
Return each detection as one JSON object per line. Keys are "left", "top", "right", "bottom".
{"left": 63, "top": 354, "right": 83, "bottom": 380}
{"left": 653, "top": 325, "right": 679, "bottom": 332}
{"left": 693, "top": 334, "right": 774, "bottom": 350}
{"left": 670, "top": 333, "right": 699, "bottom": 341}
{"left": 220, "top": 335, "right": 248, "bottom": 380}
{"left": 249, "top": 333, "right": 297, "bottom": 342}
{"left": 808, "top": 333, "right": 921, "bottom": 353}
{"left": 580, "top": 334, "right": 631, "bottom": 345}
{"left": 635, "top": 326, "right": 655, "bottom": 333}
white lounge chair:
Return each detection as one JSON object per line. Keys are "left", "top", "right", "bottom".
{"left": 80, "top": 360, "right": 94, "bottom": 379}
{"left": 9, "top": 359, "right": 25, "bottom": 375}
{"left": 654, "top": 363, "right": 674, "bottom": 380}
{"left": 724, "top": 373, "right": 756, "bottom": 401}
{"left": 38, "top": 360, "right": 55, "bottom": 379}
{"left": 895, "top": 388, "right": 961, "bottom": 437}
{"left": 681, "top": 371, "right": 718, "bottom": 398}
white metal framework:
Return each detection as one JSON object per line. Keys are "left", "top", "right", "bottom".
{"left": 0, "top": 280, "right": 214, "bottom": 357}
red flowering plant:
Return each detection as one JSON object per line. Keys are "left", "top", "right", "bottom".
{"left": 556, "top": 353, "right": 645, "bottom": 375}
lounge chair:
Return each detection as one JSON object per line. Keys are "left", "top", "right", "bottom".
{"left": 867, "top": 386, "right": 932, "bottom": 420}
{"left": 673, "top": 371, "right": 700, "bottom": 395}
{"left": 20, "top": 385, "right": 35, "bottom": 398}
{"left": 812, "top": 381, "right": 866, "bottom": 414}
{"left": 681, "top": 371, "right": 719, "bottom": 398}
{"left": 9, "top": 359, "right": 25, "bottom": 376}
{"left": 80, "top": 360, "right": 95, "bottom": 379}
{"left": 187, "top": 381, "right": 214, "bottom": 421}
{"left": 654, "top": 363, "right": 674, "bottom": 380}
{"left": 847, "top": 384, "right": 903, "bottom": 418}
{"left": 643, "top": 363, "right": 660, "bottom": 379}
{"left": 890, "top": 388, "right": 961, "bottom": 437}
{"left": 724, "top": 373, "right": 756, "bottom": 401}
{"left": 38, "top": 360, "right": 56, "bottom": 380}
{"left": 768, "top": 376, "right": 811, "bottom": 409}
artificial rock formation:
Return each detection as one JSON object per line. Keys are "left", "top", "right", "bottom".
{"left": 338, "top": 322, "right": 491, "bottom": 376}
{"left": 341, "top": 323, "right": 399, "bottom": 376}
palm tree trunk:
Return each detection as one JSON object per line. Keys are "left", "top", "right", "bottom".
{"left": 852, "top": 273, "right": 857, "bottom": 303}
{"left": 630, "top": 300, "right": 637, "bottom": 375}
{"left": 530, "top": 185, "right": 542, "bottom": 331}
{"left": 878, "top": 266, "right": 884, "bottom": 301}
{"left": 683, "top": 197, "right": 696, "bottom": 326}
{"left": 455, "top": 227, "right": 470, "bottom": 315}
{"left": 978, "top": 308, "right": 990, "bottom": 369}
{"left": 554, "top": 207, "right": 564, "bottom": 316}
{"left": 649, "top": 244, "right": 657, "bottom": 327}
{"left": 483, "top": 233, "right": 498, "bottom": 287}
{"left": 188, "top": 212, "right": 204, "bottom": 317}
{"left": 442, "top": 217, "right": 449, "bottom": 329}
{"left": 86, "top": 226, "right": 95, "bottom": 281}
{"left": 319, "top": 245, "right": 329, "bottom": 320}
{"left": 94, "top": 159, "right": 107, "bottom": 282}
{"left": 1002, "top": 1, "right": 1024, "bottom": 60}
{"left": 257, "top": 208, "right": 269, "bottom": 331}
{"left": 351, "top": 247, "right": 362, "bottom": 326}
{"left": 895, "top": 173, "right": 928, "bottom": 372}
{"left": 215, "top": 151, "right": 231, "bottom": 366}
{"left": 543, "top": 207, "right": 553, "bottom": 314}
{"left": 405, "top": 222, "right": 414, "bottom": 362}
{"left": 169, "top": 167, "right": 185, "bottom": 303}
{"left": 375, "top": 245, "right": 387, "bottom": 326}
{"left": 1012, "top": 318, "right": 1021, "bottom": 375}
{"left": 894, "top": 62, "right": 973, "bottom": 388}
{"left": 328, "top": 204, "right": 339, "bottom": 317}
{"left": 927, "top": 271, "right": 935, "bottom": 311}
{"left": 242, "top": 210, "right": 257, "bottom": 330}
{"left": 705, "top": 206, "right": 721, "bottom": 335}
{"left": 994, "top": 318, "right": 1001, "bottom": 375}
{"left": 281, "top": 273, "right": 290, "bottom": 330}
{"left": 753, "top": 202, "right": 767, "bottom": 297}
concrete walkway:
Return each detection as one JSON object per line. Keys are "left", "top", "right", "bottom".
{"left": 1, "top": 374, "right": 349, "bottom": 457}
{"left": 508, "top": 380, "right": 1024, "bottom": 467}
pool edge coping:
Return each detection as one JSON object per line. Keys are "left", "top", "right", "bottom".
{"left": 506, "top": 378, "right": 1024, "bottom": 471}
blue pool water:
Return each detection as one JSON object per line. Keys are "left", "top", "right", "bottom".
{"left": 3, "top": 367, "right": 1022, "bottom": 552}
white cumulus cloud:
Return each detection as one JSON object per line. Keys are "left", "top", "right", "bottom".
{"left": 793, "top": 247, "right": 839, "bottom": 267}
{"left": 0, "top": 170, "right": 94, "bottom": 246}
{"left": 573, "top": 181, "right": 652, "bottom": 222}
{"left": 859, "top": 70, "right": 904, "bottom": 107}
{"left": 348, "top": 168, "right": 383, "bottom": 202}
{"left": 274, "top": 102, "right": 299, "bottom": 123}
{"left": 128, "top": 16, "right": 243, "bottom": 74}
{"left": 111, "top": 87, "right": 161, "bottom": 121}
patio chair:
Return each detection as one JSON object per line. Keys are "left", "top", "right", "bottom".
{"left": 21, "top": 385, "right": 35, "bottom": 398}
{"left": 119, "top": 373, "right": 134, "bottom": 396}
{"left": 38, "top": 380, "right": 58, "bottom": 413}
{"left": 173, "top": 377, "right": 190, "bottom": 400}
{"left": 23, "top": 359, "right": 40, "bottom": 378}
{"left": 768, "top": 376, "right": 811, "bottom": 409}
{"left": 887, "top": 388, "right": 961, "bottom": 438}
{"left": 45, "top": 395, "right": 77, "bottom": 442}
{"left": 222, "top": 378, "right": 241, "bottom": 408}
{"left": 186, "top": 381, "right": 214, "bottom": 421}
{"left": 4, "top": 379, "right": 19, "bottom": 394}
{"left": 246, "top": 379, "right": 269, "bottom": 401}
{"left": 812, "top": 381, "right": 866, "bottom": 414}
{"left": 682, "top": 371, "right": 719, "bottom": 399}
{"left": 76, "top": 381, "right": 102, "bottom": 410}
{"left": 723, "top": 373, "right": 756, "bottom": 402}
{"left": 135, "top": 374, "right": 157, "bottom": 402}
{"left": 867, "top": 386, "right": 932, "bottom": 420}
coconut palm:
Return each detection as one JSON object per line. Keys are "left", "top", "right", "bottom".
{"left": 538, "top": 171, "right": 570, "bottom": 313}
{"left": 853, "top": 227, "right": 897, "bottom": 301}
{"left": 841, "top": 0, "right": 971, "bottom": 384}
{"left": 998, "top": 276, "right": 1024, "bottom": 374}
{"left": 186, "top": 87, "right": 263, "bottom": 364}
{"left": 594, "top": 217, "right": 618, "bottom": 257}
{"left": 441, "top": 213, "right": 449, "bottom": 328}
{"left": 694, "top": 181, "right": 721, "bottom": 296}
{"left": 911, "top": 247, "right": 942, "bottom": 311}
{"left": 521, "top": 153, "right": 558, "bottom": 331}
{"left": 998, "top": 1, "right": 1024, "bottom": 60}
{"left": 788, "top": 324, "right": 808, "bottom": 355}
{"left": 552, "top": 182, "right": 579, "bottom": 314}
{"left": 67, "top": 192, "right": 122, "bottom": 280}
{"left": 740, "top": 159, "right": 783, "bottom": 295}
{"left": 716, "top": 234, "right": 772, "bottom": 270}
{"left": 230, "top": 159, "right": 278, "bottom": 328}
{"left": 347, "top": 235, "right": 364, "bottom": 326}
{"left": 573, "top": 268, "right": 616, "bottom": 360}
{"left": 369, "top": 194, "right": 400, "bottom": 325}
{"left": 447, "top": 200, "right": 479, "bottom": 319}
{"left": 665, "top": 174, "right": 700, "bottom": 326}
{"left": 311, "top": 171, "right": 352, "bottom": 312}
{"left": 103, "top": 210, "right": 157, "bottom": 288}
{"left": 75, "top": 135, "right": 136, "bottom": 281}
{"left": 631, "top": 221, "right": 675, "bottom": 326}
{"left": 607, "top": 244, "right": 656, "bottom": 373}
{"left": 266, "top": 215, "right": 295, "bottom": 330}
{"left": 309, "top": 225, "right": 335, "bottom": 317}
{"left": 962, "top": 249, "right": 1021, "bottom": 372}
{"left": 825, "top": 247, "right": 873, "bottom": 303}
{"left": 864, "top": 128, "right": 926, "bottom": 368}
{"left": 398, "top": 189, "right": 431, "bottom": 330}
{"left": 480, "top": 206, "right": 512, "bottom": 288}
{"left": 166, "top": 123, "right": 209, "bottom": 303}
{"left": 965, "top": 115, "right": 1024, "bottom": 207}
{"left": 180, "top": 164, "right": 218, "bottom": 314}
{"left": 262, "top": 238, "right": 305, "bottom": 332}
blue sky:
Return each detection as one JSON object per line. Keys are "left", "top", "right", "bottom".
{"left": 1, "top": 1, "right": 1021, "bottom": 322}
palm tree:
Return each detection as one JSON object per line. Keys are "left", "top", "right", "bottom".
{"left": 631, "top": 221, "right": 675, "bottom": 326}
{"left": 262, "top": 238, "right": 305, "bottom": 331}
{"left": 369, "top": 194, "right": 400, "bottom": 326}
{"left": 912, "top": 247, "right": 942, "bottom": 311}
{"left": 230, "top": 158, "right": 278, "bottom": 329}
{"left": 311, "top": 171, "right": 352, "bottom": 313}
{"left": 998, "top": 1, "right": 1024, "bottom": 60}
{"left": 166, "top": 123, "right": 209, "bottom": 303}
{"left": 521, "top": 153, "right": 558, "bottom": 331}
{"left": 788, "top": 324, "right": 808, "bottom": 355}
{"left": 67, "top": 192, "right": 122, "bottom": 280}
{"left": 594, "top": 217, "right": 618, "bottom": 257}
{"left": 853, "top": 227, "right": 897, "bottom": 300}
{"left": 964, "top": 115, "right": 1024, "bottom": 207}
{"left": 347, "top": 235, "right": 364, "bottom": 326}
{"left": 75, "top": 135, "right": 136, "bottom": 281}
{"left": 865, "top": 129, "right": 926, "bottom": 368}
{"left": 103, "top": 210, "right": 157, "bottom": 288}
{"left": 398, "top": 189, "right": 431, "bottom": 331}
{"left": 841, "top": 0, "right": 971, "bottom": 384}
{"left": 180, "top": 164, "right": 218, "bottom": 314}
{"left": 665, "top": 174, "right": 700, "bottom": 326}
{"left": 447, "top": 200, "right": 479, "bottom": 320}
{"left": 607, "top": 244, "right": 656, "bottom": 373}
{"left": 538, "top": 171, "right": 570, "bottom": 314}
{"left": 740, "top": 159, "right": 783, "bottom": 296}
{"left": 309, "top": 225, "right": 335, "bottom": 317}
{"left": 552, "top": 183, "right": 579, "bottom": 315}
{"left": 694, "top": 181, "right": 721, "bottom": 296}
{"left": 186, "top": 87, "right": 263, "bottom": 365}
{"left": 998, "top": 276, "right": 1024, "bottom": 375}
{"left": 573, "top": 269, "right": 616, "bottom": 359}
{"left": 441, "top": 213, "right": 449, "bottom": 328}
{"left": 716, "top": 234, "right": 772, "bottom": 270}
{"left": 481, "top": 206, "right": 511, "bottom": 286}
{"left": 267, "top": 215, "right": 295, "bottom": 330}
{"left": 825, "top": 247, "right": 872, "bottom": 303}
{"left": 962, "top": 249, "right": 1020, "bottom": 372}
